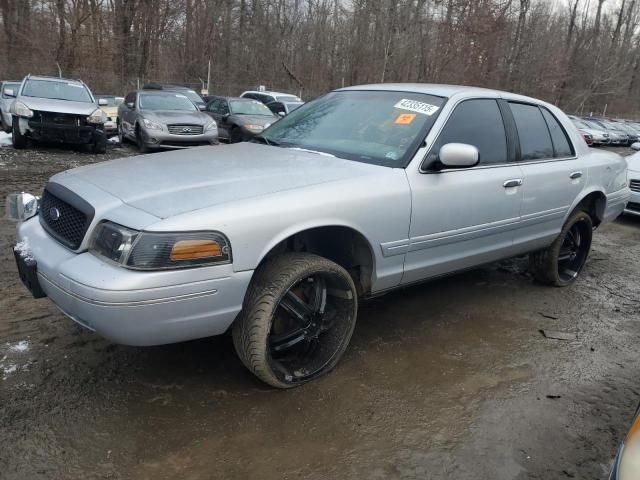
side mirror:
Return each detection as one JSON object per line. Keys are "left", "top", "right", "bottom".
{"left": 6, "top": 192, "right": 39, "bottom": 222}
{"left": 126, "top": 101, "right": 134, "bottom": 109}
{"left": 3, "top": 88, "right": 15, "bottom": 97}
{"left": 438, "top": 143, "right": 479, "bottom": 169}
{"left": 277, "top": 111, "right": 285, "bottom": 117}
{"left": 223, "top": 113, "right": 230, "bottom": 120}
{"left": 198, "top": 104, "right": 206, "bottom": 111}
{"left": 98, "top": 98, "right": 108, "bottom": 106}
{"left": 631, "top": 142, "right": 640, "bottom": 151}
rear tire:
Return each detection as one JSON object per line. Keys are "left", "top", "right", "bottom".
{"left": 529, "top": 210, "right": 593, "bottom": 286}
{"left": 11, "top": 117, "right": 26, "bottom": 149}
{"left": 233, "top": 253, "right": 358, "bottom": 388}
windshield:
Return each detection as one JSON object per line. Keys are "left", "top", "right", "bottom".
{"left": 97, "top": 96, "right": 123, "bottom": 107}
{"left": 572, "top": 120, "right": 591, "bottom": 129}
{"left": 258, "top": 90, "right": 446, "bottom": 166}
{"left": 22, "top": 79, "right": 93, "bottom": 103}
{"left": 139, "top": 93, "right": 197, "bottom": 111}
{"left": 277, "top": 95, "right": 302, "bottom": 102}
{"left": 230, "top": 100, "right": 273, "bottom": 116}
{"left": 582, "top": 120, "right": 605, "bottom": 130}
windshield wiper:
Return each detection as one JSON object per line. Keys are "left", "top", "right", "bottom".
{"left": 252, "top": 135, "right": 280, "bottom": 146}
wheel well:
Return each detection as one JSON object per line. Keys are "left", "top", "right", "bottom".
{"left": 576, "top": 191, "right": 606, "bottom": 227}
{"left": 259, "top": 226, "right": 375, "bottom": 296}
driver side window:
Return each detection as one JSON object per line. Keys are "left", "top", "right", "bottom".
{"left": 427, "top": 99, "right": 508, "bottom": 166}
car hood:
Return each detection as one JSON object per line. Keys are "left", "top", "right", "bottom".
{"left": 627, "top": 152, "right": 640, "bottom": 173}
{"left": 232, "top": 114, "right": 277, "bottom": 126}
{"left": 18, "top": 97, "right": 98, "bottom": 115}
{"left": 60, "top": 143, "right": 383, "bottom": 218}
{"left": 140, "top": 110, "right": 210, "bottom": 125}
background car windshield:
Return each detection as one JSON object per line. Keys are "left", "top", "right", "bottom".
{"left": 260, "top": 90, "right": 446, "bottom": 166}
{"left": 285, "top": 102, "right": 303, "bottom": 111}
{"left": 180, "top": 90, "right": 204, "bottom": 104}
{"left": 2, "top": 82, "right": 20, "bottom": 98}
{"left": 139, "top": 94, "right": 197, "bottom": 111}
{"left": 277, "top": 95, "right": 302, "bottom": 102}
{"left": 230, "top": 100, "right": 273, "bottom": 115}
{"left": 22, "top": 80, "right": 92, "bottom": 102}
{"left": 97, "top": 96, "right": 123, "bottom": 107}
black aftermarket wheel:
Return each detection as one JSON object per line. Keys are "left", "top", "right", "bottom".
{"left": 233, "top": 253, "right": 358, "bottom": 388}
{"left": 529, "top": 210, "right": 593, "bottom": 286}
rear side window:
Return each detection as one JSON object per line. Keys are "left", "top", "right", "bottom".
{"left": 430, "top": 99, "right": 507, "bottom": 165}
{"left": 540, "top": 108, "right": 574, "bottom": 157}
{"left": 510, "top": 103, "right": 554, "bottom": 160}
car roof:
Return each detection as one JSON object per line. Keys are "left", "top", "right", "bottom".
{"left": 212, "top": 96, "right": 260, "bottom": 102}
{"left": 338, "top": 83, "right": 548, "bottom": 103}
{"left": 26, "top": 75, "right": 85, "bottom": 85}
{"left": 242, "top": 90, "right": 300, "bottom": 97}
{"left": 137, "top": 89, "right": 189, "bottom": 96}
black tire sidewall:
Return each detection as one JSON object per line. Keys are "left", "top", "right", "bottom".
{"left": 550, "top": 211, "right": 593, "bottom": 286}
{"left": 233, "top": 253, "right": 358, "bottom": 388}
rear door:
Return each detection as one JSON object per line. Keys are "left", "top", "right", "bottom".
{"left": 507, "top": 102, "right": 584, "bottom": 252}
{"left": 402, "top": 98, "right": 524, "bottom": 284}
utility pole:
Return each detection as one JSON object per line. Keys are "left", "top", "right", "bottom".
{"left": 207, "top": 59, "right": 211, "bottom": 95}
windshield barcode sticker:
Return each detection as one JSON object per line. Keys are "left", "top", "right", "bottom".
{"left": 394, "top": 99, "right": 439, "bottom": 116}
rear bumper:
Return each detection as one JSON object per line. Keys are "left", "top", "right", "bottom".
{"left": 16, "top": 217, "right": 252, "bottom": 346}
{"left": 604, "top": 187, "right": 631, "bottom": 222}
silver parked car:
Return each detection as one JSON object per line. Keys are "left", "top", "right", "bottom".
{"left": 118, "top": 90, "right": 218, "bottom": 152}
{"left": 6, "top": 75, "right": 108, "bottom": 153}
{"left": 0, "top": 80, "right": 21, "bottom": 133}
{"left": 625, "top": 143, "right": 640, "bottom": 216}
{"left": 8, "top": 84, "right": 630, "bottom": 388}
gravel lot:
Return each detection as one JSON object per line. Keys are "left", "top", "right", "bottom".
{"left": 0, "top": 141, "right": 639, "bottom": 479}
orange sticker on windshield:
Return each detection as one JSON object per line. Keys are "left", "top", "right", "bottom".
{"left": 395, "top": 113, "right": 416, "bottom": 125}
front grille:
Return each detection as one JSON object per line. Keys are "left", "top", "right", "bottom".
{"left": 167, "top": 124, "right": 203, "bottom": 135}
{"left": 39, "top": 184, "right": 94, "bottom": 250}
{"left": 32, "top": 111, "right": 83, "bottom": 126}
{"left": 630, "top": 179, "right": 640, "bottom": 193}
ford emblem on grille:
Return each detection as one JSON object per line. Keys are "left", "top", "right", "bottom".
{"left": 49, "top": 207, "right": 61, "bottom": 221}
{"left": 182, "top": 127, "right": 192, "bottom": 133}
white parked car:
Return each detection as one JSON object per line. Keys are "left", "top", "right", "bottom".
{"left": 625, "top": 143, "right": 640, "bottom": 216}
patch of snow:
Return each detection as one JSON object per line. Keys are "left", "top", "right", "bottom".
{"left": 8, "top": 340, "right": 30, "bottom": 353}
{"left": 107, "top": 136, "right": 119, "bottom": 144}
{"left": 13, "top": 238, "right": 34, "bottom": 261}
{"left": 0, "top": 131, "right": 11, "bottom": 147}
{"left": 1, "top": 363, "right": 17, "bottom": 380}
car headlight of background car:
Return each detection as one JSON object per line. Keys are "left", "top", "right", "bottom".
{"left": 87, "top": 108, "right": 107, "bottom": 124}
{"left": 244, "top": 124, "right": 264, "bottom": 133}
{"left": 14, "top": 101, "right": 34, "bottom": 118}
{"left": 89, "top": 221, "right": 231, "bottom": 270}
{"left": 205, "top": 121, "right": 217, "bottom": 131}
{"left": 142, "top": 118, "right": 163, "bottom": 131}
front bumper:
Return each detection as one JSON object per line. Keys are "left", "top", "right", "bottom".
{"left": 140, "top": 127, "right": 218, "bottom": 149}
{"left": 624, "top": 181, "right": 640, "bottom": 216}
{"left": 15, "top": 217, "right": 252, "bottom": 346}
{"left": 20, "top": 116, "right": 104, "bottom": 145}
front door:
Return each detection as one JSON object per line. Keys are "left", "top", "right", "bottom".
{"left": 403, "top": 98, "right": 524, "bottom": 284}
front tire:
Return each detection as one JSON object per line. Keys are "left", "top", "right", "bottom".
{"left": 230, "top": 126, "right": 244, "bottom": 144}
{"left": 92, "top": 131, "right": 107, "bottom": 154}
{"left": 529, "top": 210, "right": 593, "bottom": 286}
{"left": 136, "top": 127, "right": 150, "bottom": 153}
{"left": 11, "top": 117, "right": 26, "bottom": 149}
{"left": 233, "top": 253, "right": 358, "bottom": 388}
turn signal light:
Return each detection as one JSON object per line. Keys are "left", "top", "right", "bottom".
{"left": 170, "top": 239, "right": 223, "bottom": 261}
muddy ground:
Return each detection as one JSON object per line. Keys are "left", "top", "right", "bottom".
{"left": 0, "top": 141, "right": 639, "bottom": 480}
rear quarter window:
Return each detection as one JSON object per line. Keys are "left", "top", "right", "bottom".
{"left": 540, "top": 108, "right": 574, "bottom": 157}
{"left": 510, "top": 102, "right": 554, "bottom": 161}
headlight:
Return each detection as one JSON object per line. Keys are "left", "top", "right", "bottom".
{"left": 205, "top": 121, "right": 217, "bottom": 131}
{"left": 244, "top": 124, "right": 264, "bottom": 133}
{"left": 87, "top": 108, "right": 107, "bottom": 124}
{"left": 89, "top": 221, "right": 231, "bottom": 270}
{"left": 142, "top": 118, "right": 163, "bottom": 130}
{"left": 14, "top": 101, "right": 33, "bottom": 118}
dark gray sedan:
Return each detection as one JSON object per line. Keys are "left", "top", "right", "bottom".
{"left": 204, "top": 96, "right": 278, "bottom": 143}
{"left": 118, "top": 90, "right": 218, "bottom": 152}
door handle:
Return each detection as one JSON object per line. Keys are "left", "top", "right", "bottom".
{"left": 503, "top": 178, "right": 523, "bottom": 188}
{"left": 570, "top": 171, "right": 583, "bottom": 180}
